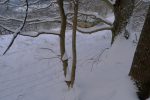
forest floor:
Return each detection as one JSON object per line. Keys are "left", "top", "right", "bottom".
{"left": 0, "top": 15, "right": 142, "bottom": 100}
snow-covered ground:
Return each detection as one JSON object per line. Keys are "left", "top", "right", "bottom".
{"left": 0, "top": 13, "right": 146, "bottom": 100}
{"left": 0, "top": 29, "right": 139, "bottom": 100}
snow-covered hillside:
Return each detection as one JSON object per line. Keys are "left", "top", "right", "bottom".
{"left": 0, "top": 27, "right": 140, "bottom": 100}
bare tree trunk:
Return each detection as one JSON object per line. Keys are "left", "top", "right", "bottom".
{"left": 0, "top": 30, "right": 2, "bottom": 35}
{"left": 70, "top": 0, "right": 79, "bottom": 88}
{"left": 57, "top": 0, "right": 68, "bottom": 77}
{"left": 112, "top": 0, "right": 135, "bottom": 43}
{"left": 129, "top": 6, "right": 150, "bottom": 100}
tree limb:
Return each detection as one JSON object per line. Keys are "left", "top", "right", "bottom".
{"left": 30, "top": 1, "right": 57, "bottom": 11}
{"left": 3, "top": 0, "right": 29, "bottom": 55}
{"left": 67, "top": 20, "right": 112, "bottom": 34}
{"left": 0, "top": 0, "right": 8, "bottom": 5}
{"left": 76, "top": 26, "right": 112, "bottom": 34}
{"left": 66, "top": 11, "right": 113, "bottom": 26}
{"left": 0, "top": 15, "right": 60, "bottom": 24}
{"left": 19, "top": 30, "right": 60, "bottom": 37}
{"left": 0, "top": 24, "right": 15, "bottom": 33}
{"left": 8, "top": 0, "right": 43, "bottom": 7}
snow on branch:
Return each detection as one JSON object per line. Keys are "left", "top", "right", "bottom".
{"left": 8, "top": 0, "right": 57, "bottom": 12}
{"left": 78, "top": 11, "right": 113, "bottom": 26}
{"left": 27, "top": 17, "right": 61, "bottom": 25}
{"left": 30, "top": 1, "right": 57, "bottom": 11}
{"left": 66, "top": 11, "right": 113, "bottom": 26}
{"left": 20, "top": 30, "right": 60, "bottom": 37}
{"left": 76, "top": 25, "right": 112, "bottom": 34}
{"left": 66, "top": 10, "right": 113, "bottom": 34}
{"left": 21, "top": 0, "right": 40, "bottom": 6}
{"left": 0, "top": 24, "right": 15, "bottom": 32}
{"left": 0, "top": 0, "right": 8, "bottom": 5}
{"left": 0, "top": 15, "right": 61, "bottom": 26}
{"left": 7, "top": 0, "right": 40, "bottom": 7}
{"left": 0, "top": 23, "right": 60, "bottom": 37}
{"left": 9, "top": 0, "right": 44, "bottom": 7}
{"left": 142, "top": 0, "right": 150, "bottom": 2}
{"left": 3, "top": 0, "right": 29, "bottom": 55}
{"left": 67, "top": 20, "right": 112, "bottom": 34}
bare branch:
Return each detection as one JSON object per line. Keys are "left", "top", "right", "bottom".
{"left": 0, "top": 0, "right": 8, "bottom": 5}
{"left": 19, "top": 30, "right": 60, "bottom": 37}
{"left": 0, "top": 15, "right": 60, "bottom": 24}
{"left": 0, "top": 24, "right": 15, "bottom": 32}
{"left": 67, "top": 20, "right": 112, "bottom": 34}
{"left": 3, "top": 0, "right": 29, "bottom": 55}
{"left": 0, "top": 23, "right": 60, "bottom": 37}
{"left": 0, "top": 16, "right": 60, "bottom": 25}
{"left": 37, "top": 56, "right": 60, "bottom": 61}
{"left": 0, "top": 16, "right": 61, "bottom": 38}
{"left": 90, "top": 48, "right": 109, "bottom": 71}
{"left": 8, "top": 0, "right": 41, "bottom": 7}
{"left": 39, "top": 48, "right": 55, "bottom": 53}
{"left": 76, "top": 26, "right": 112, "bottom": 34}
{"left": 27, "top": 17, "right": 61, "bottom": 25}
{"left": 7, "top": 0, "right": 57, "bottom": 12}
{"left": 66, "top": 11, "right": 113, "bottom": 26}
{"left": 78, "top": 11, "right": 113, "bottom": 26}
{"left": 30, "top": 1, "right": 57, "bottom": 11}
{"left": 0, "top": 17, "right": 111, "bottom": 36}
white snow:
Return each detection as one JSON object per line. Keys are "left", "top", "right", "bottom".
{"left": 0, "top": 15, "right": 142, "bottom": 100}
{"left": 65, "top": 67, "right": 71, "bottom": 81}
{"left": 143, "top": 0, "right": 150, "bottom": 2}
{"left": 62, "top": 52, "right": 68, "bottom": 61}
{"left": 147, "top": 98, "right": 150, "bottom": 100}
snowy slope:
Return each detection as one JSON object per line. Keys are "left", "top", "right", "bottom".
{"left": 0, "top": 13, "right": 143, "bottom": 100}
{"left": 0, "top": 29, "right": 139, "bottom": 100}
{"left": 75, "top": 34, "right": 138, "bottom": 100}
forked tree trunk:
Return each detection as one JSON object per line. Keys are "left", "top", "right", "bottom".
{"left": 57, "top": 0, "right": 68, "bottom": 77}
{"left": 112, "top": 0, "right": 134, "bottom": 43}
{"left": 129, "top": 6, "right": 150, "bottom": 100}
{"left": 70, "top": 0, "right": 79, "bottom": 88}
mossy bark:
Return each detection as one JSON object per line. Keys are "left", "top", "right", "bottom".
{"left": 112, "top": 0, "right": 134, "bottom": 43}
{"left": 129, "top": 6, "right": 150, "bottom": 100}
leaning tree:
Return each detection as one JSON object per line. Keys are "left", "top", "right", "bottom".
{"left": 129, "top": 6, "right": 150, "bottom": 100}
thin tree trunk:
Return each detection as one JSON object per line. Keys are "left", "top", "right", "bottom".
{"left": 70, "top": 0, "right": 79, "bottom": 88}
{"left": 57, "top": 0, "right": 68, "bottom": 77}
{"left": 0, "top": 30, "right": 2, "bottom": 35}
{"left": 129, "top": 6, "right": 150, "bottom": 100}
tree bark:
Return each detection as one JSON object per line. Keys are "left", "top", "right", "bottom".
{"left": 57, "top": 0, "right": 68, "bottom": 77}
{"left": 129, "top": 6, "right": 150, "bottom": 100}
{"left": 0, "top": 30, "right": 2, "bottom": 35}
{"left": 70, "top": 0, "right": 79, "bottom": 88}
{"left": 112, "top": 0, "right": 135, "bottom": 43}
